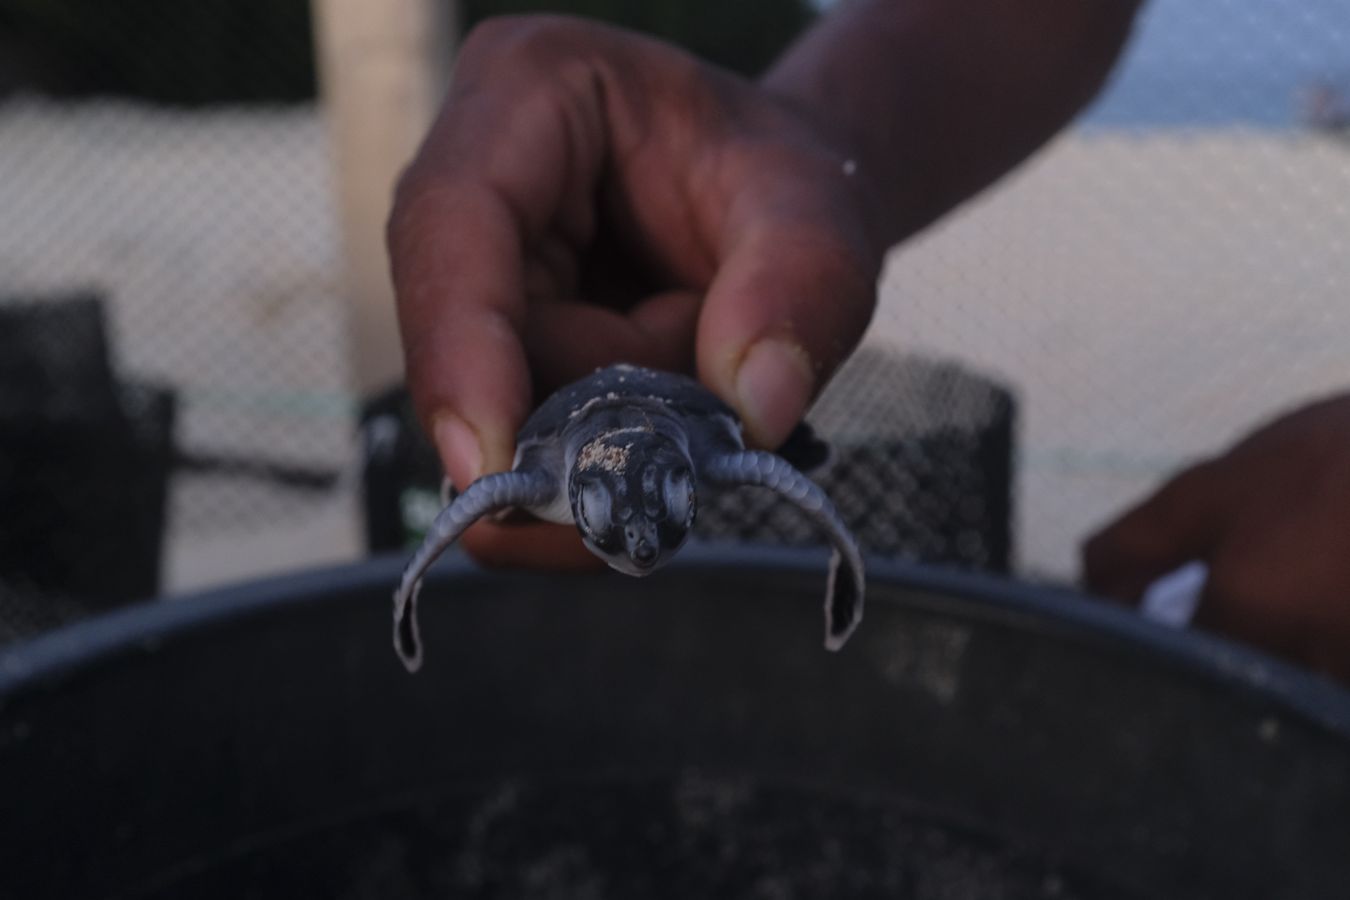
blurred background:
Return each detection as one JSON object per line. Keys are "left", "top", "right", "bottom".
{"left": 1, "top": 0, "right": 1347, "bottom": 640}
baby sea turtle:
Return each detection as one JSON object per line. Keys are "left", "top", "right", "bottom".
{"left": 393, "top": 364, "right": 865, "bottom": 672}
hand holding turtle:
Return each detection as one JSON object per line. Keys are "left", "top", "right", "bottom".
{"left": 387, "top": 17, "right": 883, "bottom": 567}
{"left": 1083, "top": 394, "right": 1350, "bottom": 683}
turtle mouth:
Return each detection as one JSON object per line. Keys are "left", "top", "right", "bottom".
{"left": 601, "top": 551, "right": 661, "bottom": 578}
{"left": 630, "top": 539, "right": 659, "bottom": 570}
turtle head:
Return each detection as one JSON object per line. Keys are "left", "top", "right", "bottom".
{"left": 568, "top": 429, "right": 696, "bottom": 576}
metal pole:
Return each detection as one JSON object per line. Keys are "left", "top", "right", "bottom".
{"left": 311, "top": 0, "right": 455, "bottom": 397}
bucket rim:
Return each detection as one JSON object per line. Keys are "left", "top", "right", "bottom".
{"left": 4, "top": 543, "right": 1349, "bottom": 739}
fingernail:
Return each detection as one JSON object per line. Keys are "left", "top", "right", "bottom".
{"left": 735, "top": 339, "right": 814, "bottom": 447}
{"left": 432, "top": 412, "right": 483, "bottom": 486}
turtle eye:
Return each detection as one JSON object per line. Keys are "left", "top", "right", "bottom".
{"left": 663, "top": 469, "right": 693, "bottom": 528}
{"left": 577, "top": 480, "right": 613, "bottom": 537}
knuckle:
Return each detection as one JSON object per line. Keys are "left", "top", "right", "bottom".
{"left": 822, "top": 235, "right": 882, "bottom": 299}
{"left": 386, "top": 184, "right": 454, "bottom": 293}
{"left": 387, "top": 170, "right": 451, "bottom": 249}
{"left": 802, "top": 232, "right": 881, "bottom": 340}
{"left": 459, "top": 14, "right": 595, "bottom": 74}
{"left": 386, "top": 167, "right": 433, "bottom": 252}
{"left": 457, "top": 16, "right": 546, "bottom": 62}
{"left": 772, "top": 221, "right": 879, "bottom": 294}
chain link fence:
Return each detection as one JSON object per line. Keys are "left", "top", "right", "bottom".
{"left": 0, "top": 97, "right": 354, "bottom": 585}
{"left": 1, "top": 1, "right": 352, "bottom": 635}
{"left": 2, "top": 0, "right": 1349, "bottom": 639}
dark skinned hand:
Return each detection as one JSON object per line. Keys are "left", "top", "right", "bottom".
{"left": 1083, "top": 393, "right": 1350, "bottom": 683}
{"left": 387, "top": 17, "right": 882, "bottom": 569}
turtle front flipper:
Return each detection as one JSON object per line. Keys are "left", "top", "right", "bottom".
{"left": 393, "top": 469, "right": 555, "bottom": 673}
{"left": 701, "top": 451, "right": 865, "bottom": 650}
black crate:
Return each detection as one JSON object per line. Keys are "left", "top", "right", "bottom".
{"left": 0, "top": 295, "right": 177, "bottom": 635}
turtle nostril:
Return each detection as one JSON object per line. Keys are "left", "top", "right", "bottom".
{"left": 632, "top": 541, "right": 658, "bottom": 566}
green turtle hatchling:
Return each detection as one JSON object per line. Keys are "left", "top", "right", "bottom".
{"left": 393, "top": 364, "right": 865, "bottom": 672}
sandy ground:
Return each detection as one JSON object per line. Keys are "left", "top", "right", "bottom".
{"left": 3, "top": 98, "right": 1349, "bottom": 591}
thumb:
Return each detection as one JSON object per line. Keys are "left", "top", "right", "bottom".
{"left": 696, "top": 220, "right": 879, "bottom": 448}
{"left": 1081, "top": 460, "right": 1226, "bottom": 604}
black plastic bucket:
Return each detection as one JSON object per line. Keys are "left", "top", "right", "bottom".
{"left": 3, "top": 548, "right": 1349, "bottom": 899}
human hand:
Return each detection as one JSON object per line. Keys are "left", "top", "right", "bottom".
{"left": 387, "top": 16, "right": 882, "bottom": 567}
{"left": 1082, "top": 394, "right": 1350, "bottom": 682}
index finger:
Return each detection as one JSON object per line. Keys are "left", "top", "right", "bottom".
{"left": 386, "top": 23, "right": 606, "bottom": 486}
{"left": 389, "top": 176, "right": 532, "bottom": 487}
